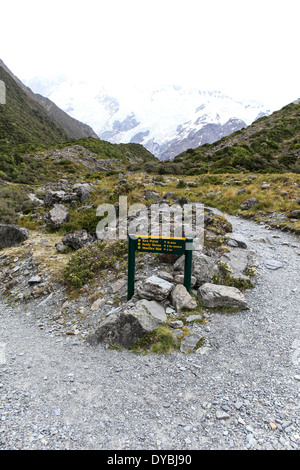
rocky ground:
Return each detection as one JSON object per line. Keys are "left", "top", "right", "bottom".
{"left": 0, "top": 212, "right": 299, "bottom": 450}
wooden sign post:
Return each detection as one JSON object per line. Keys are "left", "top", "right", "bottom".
{"left": 127, "top": 235, "right": 193, "bottom": 301}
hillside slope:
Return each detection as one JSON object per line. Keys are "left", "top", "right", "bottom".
{"left": 0, "top": 62, "right": 157, "bottom": 184}
{"left": 0, "top": 59, "right": 98, "bottom": 141}
{"left": 174, "top": 99, "right": 300, "bottom": 174}
{"left": 0, "top": 66, "right": 70, "bottom": 149}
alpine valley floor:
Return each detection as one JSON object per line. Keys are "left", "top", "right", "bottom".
{"left": 0, "top": 213, "right": 299, "bottom": 450}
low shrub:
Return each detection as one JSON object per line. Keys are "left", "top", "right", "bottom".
{"left": 0, "top": 186, "right": 36, "bottom": 224}
{"left": 63, "top": 240, "right": 127, "bottom": 288}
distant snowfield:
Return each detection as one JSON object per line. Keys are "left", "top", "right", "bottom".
{"left": 25, "top": 77, "right": 270, "bottom": 159}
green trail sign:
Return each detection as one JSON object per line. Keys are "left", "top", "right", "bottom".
{"left": 127, "top": 235, "right": 193, "bottom": 301}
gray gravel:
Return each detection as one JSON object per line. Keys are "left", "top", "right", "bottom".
{"left": 0, "top": 215, "right": 299, "bottom": 450}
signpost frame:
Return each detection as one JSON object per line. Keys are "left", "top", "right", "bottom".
{"left": 127, "top": 234, "right": 193, "bottom": 301}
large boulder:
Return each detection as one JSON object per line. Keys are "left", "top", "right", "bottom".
{"left": 87, "top": 299, "right": 167, "bottom": 348}
{"left": 170, "top": 284, "right": 197, "bottom": 313}
{"left": 136, "top": 275, "right": 174, "bottom": 301}
{"left": 197, "top": 283, "right": 248, "bottom": 309}
{"left": 46, "top": 204, "right": 69, "bottom": 230}
{"left": 0, "top": 224, "right": 29, "bottom": 249}
{"left": 180, "top": 332, "right": 202, "bottom": 354}
{"left": 62, "top": 229, "right": 94, "bottom": 251}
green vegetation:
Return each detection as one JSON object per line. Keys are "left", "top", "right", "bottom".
{"left": 1, "top": 63, "right": 299, "bottom": 238}
{"left": 59, "top": 208, "right": 103, "bottom": 235}
{"left": 0, "top": 67, "right": 69, "bottom": 151}
{"left": 0, "top": 65, "right": 158, "bottom": 184}
{"left": 74, "top": 138, "right": 157, "bottom": 164}
{"left": 0, "top": 138, "right": 158, "bottom": 184}
{"left": 173, "top": 100, "right": 300, "bottom": 174}
{"left": 0, "top": 185, "right": 36, "bottom": 224}
{"left": 205, "top": 213, "right": 233, "bottom": 235}
{"left": 63, "top": 240, "right": 128, "bottom": 288}
{"left": 212, "top": 261, "right": 254, "bottom": 291}
{"left": 130, "top": 326, "right": 180, "bottom": 354}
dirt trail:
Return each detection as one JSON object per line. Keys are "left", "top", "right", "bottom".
{"left": 0, "top": 214, "right": 299, "bottom": 450}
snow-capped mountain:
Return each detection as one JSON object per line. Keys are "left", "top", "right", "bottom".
{"left": 24, "top": 77, "right": 270, "bottom": 160}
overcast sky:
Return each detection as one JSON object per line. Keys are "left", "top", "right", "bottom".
{"left": 0, "top": 0, "right": 299, "bottom": 110}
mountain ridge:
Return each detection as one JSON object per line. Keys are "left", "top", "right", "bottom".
{"left": 0, "top": 59, "right": 98, "bottom": 141}
{"left": 174, "top": 99, "right": 300, "bottom": 173}
{"left": 23, "top": 77, "right": 270, "bottom": 160}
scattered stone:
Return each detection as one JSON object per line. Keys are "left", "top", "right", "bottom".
{"left": 144, "top": 190, "right": 159, "bottom": 201}
{"left": 170, "top": 284, "right": 197, "bottom": 313}
{"left": 79, "top": 188, "right": 90, "bottom": 204}
{"left": 238, "top": 416, "right": 246, "bottom": 425}
{"left": 37, "top": 293, "right": 54, "bottom": 308}
{"left": 172, "top": 328, "right": 183, "bottom": 339}
{"left": 289, "top": 210, "right": 300, "bottom": 219}
{"left": 90, "top": 298, "right": 105, "bottom": 311}
{"left": 156, "top": 271, "right": 174, "bottom": 282}
{"left": 110, "top": 278, "right": 126, "bottom": 294}
{"left": 28, "top": 193, "right": 44, "bottom": 206}
{"left": 197, "top": 283, "right": 248, "bottom": 309}
{"left": 264, "top": 259, "right": 284, "bottom": 270}
{"left": 253, "top": 235, "right": 274, "bottom": 245}
{"left": 28, "top": 276, "right": 42, "bottom": 285}
{"left": 237, "top": 188, "right": 246, "bottom": 195}
{"left": 225, "top": 233, "right": 247, "bottom": 249}
{"left": 185, "top": 314, "right": 202, "bottom": 323}
{"left": 55, "top": 243, "right": 68, "bottom": 253}
{"left": 177, "top": 196, "right": 188, "bottom": 205}
{"left": 44, "top": 190, "right": 67, "bottom": 207}
{"left": 173, "top": 274, "right": 197, "bottom": 287}
{"left": 163, "top": 192, "right": 176, "bottom": 199}
{"left": 166, "top": 306, "right": 175, "bottom": 315}
{"left": 0, "top": 225, "right": 29, "bottom": 249}
{"left": 180, "top": 332, "right": 202, "bottom": 353}
{"left": 216, "top": 410, "right": 230, "bottom": 420}
{"left": 240, "top": 198, "right": 259, "bottom": 210}
{"left": 169, "top": 320, "right": 184, "bottom": 328}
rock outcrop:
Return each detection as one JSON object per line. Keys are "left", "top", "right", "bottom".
{"left": 88, "top": 299, "right": 167, "bottom": 348}
{"left": 0, "top": 224, "right": 29, "bottom": 249}
{"left": 220, "top": 248, "right": 255, "bottom": 280}
{"left": 61, "top": 230, "right": 95, "bottom": 251}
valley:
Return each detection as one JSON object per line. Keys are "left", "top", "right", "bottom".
{"left": 1, "top": 57, "right": 300, "bottom": 450}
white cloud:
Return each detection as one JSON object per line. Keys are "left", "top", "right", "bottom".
{"left": 0, "top": 0, "right": 299, "bottom": 110}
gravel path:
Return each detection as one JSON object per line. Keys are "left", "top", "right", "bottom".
{"left": 0, "top": 215, "right": 299, "bottom": 450}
